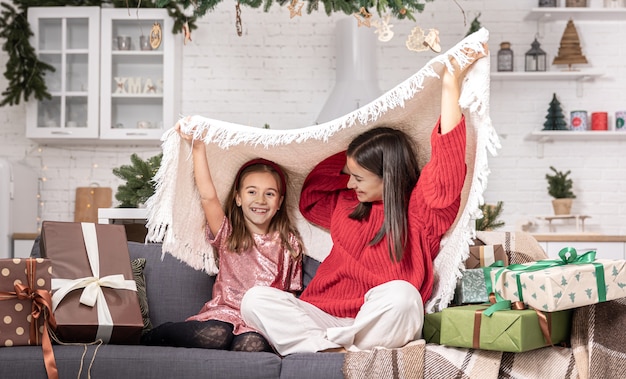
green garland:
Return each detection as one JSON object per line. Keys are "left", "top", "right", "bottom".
{"left": 0, "top": 0, "right": 197, "bottom": 107}
{"left": 0, "top": 0, "right": 433, "bottom": 107}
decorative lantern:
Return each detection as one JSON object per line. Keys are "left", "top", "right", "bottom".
{"left": 525, "top": 38, "right": 547, "bottom": 72}
{"left": 497, "top": 42, "right": 514, "bottom": 72}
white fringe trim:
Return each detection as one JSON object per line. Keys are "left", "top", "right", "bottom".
{"left": 145, "top": 28, "right": 499, "bottom": 313}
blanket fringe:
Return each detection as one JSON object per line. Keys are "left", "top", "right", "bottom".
{"left": 146, "top": 28, "right": 499, "bottom": 313}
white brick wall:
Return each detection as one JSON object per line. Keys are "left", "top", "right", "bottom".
{"left": 1, "top": 0, "right": 625, "bottom": 234}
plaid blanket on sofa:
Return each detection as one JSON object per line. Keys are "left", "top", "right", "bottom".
{"left": 344, "top": 299, "right": 626, "bottom": 378}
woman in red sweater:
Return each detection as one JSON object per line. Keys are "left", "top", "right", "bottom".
{"left": 242, "top": 45, "right": 488, "bottom": 355}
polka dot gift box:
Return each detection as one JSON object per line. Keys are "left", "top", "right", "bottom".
{"left": 0, "top": 258, "right": 53, "bottom": 348}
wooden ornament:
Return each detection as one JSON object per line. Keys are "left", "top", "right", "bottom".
{"left": 553, "top": 19, "right": 588, "bottom": 70}
{"left": 150, "top": 22, "right": 162, "bottom": 49}
{"left": 288, "top": 0, "right": 304, "bottom": 19}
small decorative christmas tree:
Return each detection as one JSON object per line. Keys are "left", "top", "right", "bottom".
{"left": 543, "top": 93, "right": 568, "bottom": 131}
{"left": 112, "top": 153, "right": 162, "bottom": 208}
{"left": 553, "top": 18, "right": 588, "bottom": 71}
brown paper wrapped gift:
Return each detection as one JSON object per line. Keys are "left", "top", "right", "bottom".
{"left": 465, "top": 244, "right": 508, "bottom": 269}
{"left": 40, "top": 221, "right": 142, "bottom": 344}
{"left": 0, "top": 258, "right": 58, "bottom": 378}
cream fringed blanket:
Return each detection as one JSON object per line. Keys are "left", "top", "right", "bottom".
{"left": 145, "top": 28, "right": 499, "bottom": 313}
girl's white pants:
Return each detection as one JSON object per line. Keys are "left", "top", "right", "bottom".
{"left": 241, "top": 280, "right": 424, "bottom": 356}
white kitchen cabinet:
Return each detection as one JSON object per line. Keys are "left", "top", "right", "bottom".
{"left": 99, "top": 8, "right": 181, "bottom": 142}
{"left": 26, "top": 7, "right": 101, "bottom": 140}
{"left": 26, "top": 7, "right": 180, "bottom": 143}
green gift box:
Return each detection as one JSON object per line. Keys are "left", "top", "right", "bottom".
{"left": 454, "top": 268, "right": 490, "bottom": 305}
{"left": 423, "top": 311, "right": 443, "bottom": 344}
{"left": 440, "top": 304, "right": 572, "bottom": 352}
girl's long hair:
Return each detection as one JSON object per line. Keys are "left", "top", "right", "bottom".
{"left": 347, "top": 127, "right": 420, "bottom": 262}
{"left": 224, "top": 162, "right": 303, "bottom": 259}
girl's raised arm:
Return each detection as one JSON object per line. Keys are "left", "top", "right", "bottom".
{"left": 175, "top": 120, "right": 225, "bottom": 236}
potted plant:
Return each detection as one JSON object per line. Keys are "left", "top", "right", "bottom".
{"left": 545, "top": 166, "right": 576, "bottom": 215}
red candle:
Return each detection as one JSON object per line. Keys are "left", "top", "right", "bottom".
{"left": 591, "top": 112, "right": 608, "bottom": 131}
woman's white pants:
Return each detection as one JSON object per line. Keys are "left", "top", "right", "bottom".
{"left": 241, "top": 280, "right": 424, "bottom": 356}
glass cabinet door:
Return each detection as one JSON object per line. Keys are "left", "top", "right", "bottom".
{"left": 100, "top": 8, "right": 181, "bottom": 142}
{"left": 26, "top": 7, "right": 100, "bottom": 140}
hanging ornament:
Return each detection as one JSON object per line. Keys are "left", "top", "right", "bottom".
{"left": 353, "top": 7, "right": 372, "bottom": 28}
{"left": 182, "top": 21, "right": 192, "bottom": 45}
{"left": 235, "top": 1, "right": 243, "bottom": 37}
{"left": 372, "top": 14, "right": 394, "bottom": 42}
{"left": 406, "top": 26, "right": 441, "bottom": 53}
{"left": 150, "top": 22, "right": 162, "bottom": 49}
{"left": 288, "top": 0, "right": 304, "bottom": 18}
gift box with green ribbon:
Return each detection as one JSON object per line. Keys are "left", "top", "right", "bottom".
{"left": 454, "top": 261, "right": 505, "bottom": 305}
{"left": 423, "top": 311, "right": 443, "bottom": 344}
{"left": 490, "top": 247, "right": 626, "bottom": 312}
{"left": 439, "top": 304, "right": 572, "bottom": 352}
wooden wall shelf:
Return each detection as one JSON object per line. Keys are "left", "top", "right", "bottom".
{"left": 525, "top": 8, "right": 626, "bottom": 22}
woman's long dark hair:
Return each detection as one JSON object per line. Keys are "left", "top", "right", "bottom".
{"left": 347, "top": 127, "right": 420, "bottom": 262}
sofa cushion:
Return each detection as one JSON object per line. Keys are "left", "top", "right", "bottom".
{"left": 280, "top": 352, "right": 344, "bottom": 379}
{"left": 0, "top": 345, "right": 282, "bottom": 379}
{"left": 130, "top": 258, "right": 153, "bottom": 334}
{"left": 127, "top": 242, "right": 214, "bottom": 327}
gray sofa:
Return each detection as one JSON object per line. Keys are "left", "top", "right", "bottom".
{"left": 0, "top": 241, "right": 344, "bottom": 379}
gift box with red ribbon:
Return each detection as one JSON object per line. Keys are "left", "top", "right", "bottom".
{"left": 0, "top": 258, "right": 58, "bottom": 378}
{"left": 490, "top": 247, "right": 626, "bottom": 312}
{"left": 40, "top": 221, "right": 142, "bottom": 344}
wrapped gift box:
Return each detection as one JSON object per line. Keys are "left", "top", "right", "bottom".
{"left": 490, "top": 256, "right": 626, "bottom": 312}
{"left": 439, "top": 304, "right": 572, "bottom": 352}
{"left": 40, "top": 221, "right": 142, "bottom": 344}
{"left": 453, "top": 268, "right": 490, "bottom": 305}
{"left": 423, "top": 311, "right": 442, "bottom": 344}
{"left": 0, "top": 258, "right": 52, "bottom": 347}
{"left": 465, "top": 244, "right": 508, "bottom": 269}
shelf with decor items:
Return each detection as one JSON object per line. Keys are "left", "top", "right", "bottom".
{"left": 525, "top": 7, "right": 626, "bottom": 22}
{"left": 490, "top": 71, "right": 603, "bottom": 81}
{"left": 26, "top": 7, "right": 181, "bottom": 144}
{"left": 100, "top": 8, "right": 181, "bottom": 142}
{"left": 491, "top": 71, "right": 603, "bottom": 97}
{"left": 526, "top": 130, "right": 626, "bottom": 142}
{"left": 26, "top": 7, "right": 101, "bottom": 140}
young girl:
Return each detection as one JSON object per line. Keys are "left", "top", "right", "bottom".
{"left": 241, "top": 45, "right": 488, "bottom": 355}
{"left": 142, "top": 123, "right": 303, "bottom": 352}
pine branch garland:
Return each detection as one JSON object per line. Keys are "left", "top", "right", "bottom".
{"left": 0, "top": 3, "right": 54, "bottom": 106}
{"left": 0, "top": 0, "right": 435, "bottom": 106}
{"left": 475, "top": 201, "right": 505, "bottom": 231}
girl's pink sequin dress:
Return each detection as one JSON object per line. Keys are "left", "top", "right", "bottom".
{"left": 186, "top": 217, "right": 302, "bottom": 335}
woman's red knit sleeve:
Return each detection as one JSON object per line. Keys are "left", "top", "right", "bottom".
{"left": 299, "top": 151, "right": 350, "bottom": 229}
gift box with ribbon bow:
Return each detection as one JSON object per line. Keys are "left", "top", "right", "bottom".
{"left": 40, "top": 221, "right": 142, "bottom": 344}
{"left": 465, "top": 244, "right": 508, "bottom": 269}
{"left": 490, "top": 247, "right": 626, "bottom": 312}
{"left": 439, "top": 303, "right": 572, "bottom": 352}
{"left": 0, "top": 258, "right": 58, "bottom": 378}
{"left": 453, "top": 262, "right": 505, "bottom": 305}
